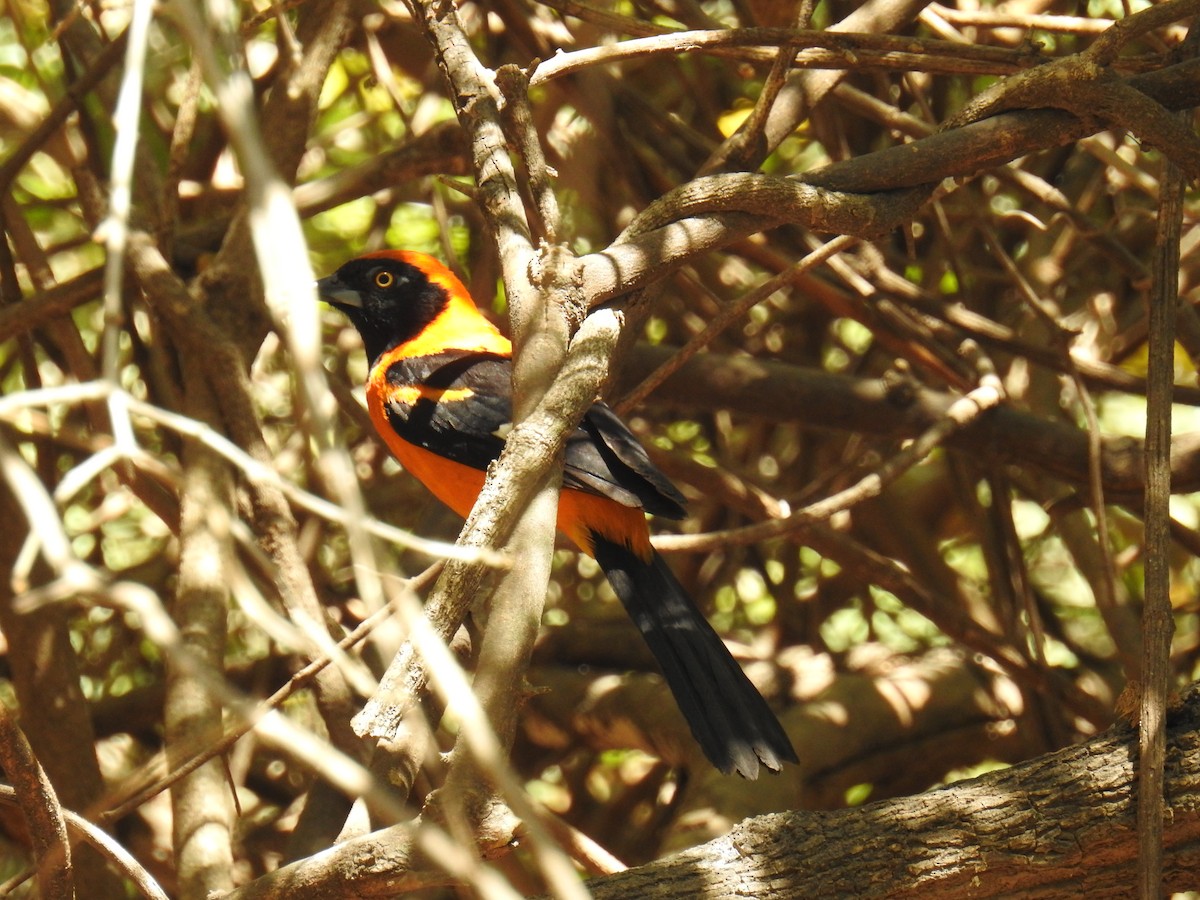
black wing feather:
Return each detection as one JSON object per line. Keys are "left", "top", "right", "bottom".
{"left": 381, "top": 351, "right": 686, "bottom": 516}
{"left": 384, "top": 352, "right": 511, "bottom": 471}
{"left": 579, "top": 404, "right": 686, "bottom": 519}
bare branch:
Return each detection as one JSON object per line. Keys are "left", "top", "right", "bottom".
{"left": 0, "top": 704, "right": 74, "bottom": 900}
{"left": 1138, "top": 115, "right": 1186, "bottom": 898}
{"left": 0, "top": 785, "right": 168, "bottom": 900}
{"left": 581, "top": 687, "right": 1200, "bottom": 897}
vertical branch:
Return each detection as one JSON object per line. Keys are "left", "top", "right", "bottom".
{"left": 0, "top": 702, "right": 73, "bottom": 900}
{"left": 356, "top": 0, "right": 564, "bottom": 752}
{"left": 495, "top": 66, "right": 560, "bottom": 245}
{"left": 358, "top": 18, "right": 603, "bottom": 898}
{"left": 163, "top": 1, "right": 385, "bottom": 626}
{"left": 1138, "top": 151, "right": 1183, "bottom": 896}
{"left": 165, "top": 369, "right": 236, "bottom": 900}
{"left": 98, "top": 0, "right": 154, "bottom": 391}
{"left": 160, "top": 1, "right": 375, "bottom": 848}
{"left": 0, "top": 439, "right": 125, "bottom": 899}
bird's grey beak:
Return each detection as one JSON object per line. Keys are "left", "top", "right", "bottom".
{"left": 316, "top": 274, "right": 362, "bottom": 309}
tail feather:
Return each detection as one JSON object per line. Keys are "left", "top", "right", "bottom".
{"left": 592, "top": 536, "right": 797, "bottom": 778}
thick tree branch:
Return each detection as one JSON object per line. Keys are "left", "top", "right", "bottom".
{"left": 572, "top": 55, "right": 1200, "bottom": 303}
{"left": 164, "top": 367, "right": 236, "bottom": 900}
{"left": 581, "top": 686, "right": 1200, "bottom": 898}
{"left": 810, "top": 57, "right": 1200, "bottom": 193}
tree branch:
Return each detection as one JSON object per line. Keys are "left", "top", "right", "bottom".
{"left": 164, "top": 365, "right": 237, "bottom": 900}
{"left": 0, "top": 785, "right": 168, "bottom": 900}
{"left": 571, "top": 56, "right": 1200, "bottom": 302}
{"left": 618, "top": 345, "right": 1200, "bottom": 498}
{"left": 581, "top": 685, "right": 1200, "bottom": 898}
{"left": 0, "top": 703, "right": 74, "bottom": 900}
{"left": 1138, "top": 115, "right": 1185, "bottom": 897}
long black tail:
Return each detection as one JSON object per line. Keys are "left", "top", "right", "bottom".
{"left": 592, "top": 536, "right": 797, "bottom": 778}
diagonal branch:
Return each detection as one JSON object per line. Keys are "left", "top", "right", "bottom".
{"left": 618, "top": 344, "right": 1200, "bottom": 497}
{"left": 571, "top": 55, "right": 1200, "bottom": 305}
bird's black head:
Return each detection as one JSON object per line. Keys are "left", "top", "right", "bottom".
{"left": 317, "top": 251, "right": 449, "bottom": 363}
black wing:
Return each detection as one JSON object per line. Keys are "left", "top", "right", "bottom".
{"left": 571, "top": 403, "right": 686, "bottom": 519}
{"left": 380, "top": 351, "right": 686, "bottom": 517}
{"left": 382, "top": 351, "right": 512, "bottom": 471}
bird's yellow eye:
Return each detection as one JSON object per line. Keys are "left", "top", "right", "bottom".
{"left": 374, "top": 270, "right": 395, "bottom": 289}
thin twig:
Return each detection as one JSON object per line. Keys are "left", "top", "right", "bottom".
{"left": 653, "top": 376, "right": 1004, "bottom": 553}
{"left": 98, "top": 566, "right": 440, "bottom": 824}
{"left": 0, "top": 381, "right": 507, "bottom": 564}
{"left": 0, "top": 32, "right": 128, "bottom": 194}
{"left": 928, "top": 3, "right": 1116, "bottom": 34}
{"left": 530, "top": 27, "right": 1045, "bottom": 86}
{"left": 700, "top": 0, "right": 818, "bottom": 174}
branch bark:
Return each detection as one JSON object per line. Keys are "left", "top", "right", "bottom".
{"left": 1138, "top": 116, "right": 1185, "bottom": 897}
{"left": 580, "top": 686, "right": 1200, "bottom": 898}
{"left": 0, "top": 702, "right": 73, "bottom": 899}
{"left": 164, "top": 368, "right": 236, "bottom": 900}
{"left": 566, "top": 49, "right": 1200, "bottom": 310}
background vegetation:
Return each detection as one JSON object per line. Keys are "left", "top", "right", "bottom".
{"left": 0, "top": 0, "right": 1198, "bottom": 895}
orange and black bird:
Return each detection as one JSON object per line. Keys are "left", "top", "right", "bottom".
{"left": 318, "top": 250, "right": 797, "bottom": 778}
